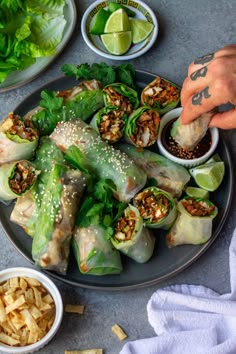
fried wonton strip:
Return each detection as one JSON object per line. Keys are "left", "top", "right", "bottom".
{"left": 0, "top": 332, "right": 20, "bottom": 346}
{"left": 0, "top": 298, "right": 7, "bottom": 322}
{"left": 111, "top": 324, "right": 128, "bottom": 341}
{"left": 64, "top": 350, "right": 103, "bottom": 354}
{"left": 65, "top": 304, "right": 85, "bottom": 314}
{"left": 5, "top": 295, "right": 26, "bottom": 314}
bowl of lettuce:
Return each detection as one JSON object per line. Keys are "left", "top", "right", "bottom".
{"left": 0, "top": 0, "right": 77, "bottom": 92}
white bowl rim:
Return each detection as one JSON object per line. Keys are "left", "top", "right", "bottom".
{"left": 0, "top": 267, "right": 63, "bottom": 354}
{"left": 81, "top": 0, "right": 158, "bottom": 60}
{"left": 157, "top": 107, "right": 219, "bottom": 166}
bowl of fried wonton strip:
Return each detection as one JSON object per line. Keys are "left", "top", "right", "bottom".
{"left": 0, "top": 267, "right": 63, "bottom": 354}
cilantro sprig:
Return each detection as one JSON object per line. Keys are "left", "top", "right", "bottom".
{"left": 61, "top": 62, "right": 136, "bottom": 89}
{"left": 75, "top": 178, "right": 127, "bottom": 240}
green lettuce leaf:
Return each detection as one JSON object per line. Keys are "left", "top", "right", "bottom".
{"left": 0, "top": 0, "right": 66, "bottom": 83}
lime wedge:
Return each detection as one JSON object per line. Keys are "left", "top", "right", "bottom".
{"left": 185, "top": 186, "right": 209, "bottom": 199}
{"left": 108, "top": 2, "right": 136, "bottom": 17}
{"left": 104, "top": 9, "right": 131, "bottom": 33}
{"left": 189, "top": 161, "right": 225, "bottom": 191}
{"left": 90, "top": 9, "right": 111, "bottom": 35}
{"left": 101, "top": 31, "right": 132, "bottom": 55}
{"left": 130, "top": 18, "right": 154, "bottom": 44}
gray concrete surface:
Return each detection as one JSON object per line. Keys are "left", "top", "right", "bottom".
{"left": 0, "top": 0, "right": 236, "bottom": 353}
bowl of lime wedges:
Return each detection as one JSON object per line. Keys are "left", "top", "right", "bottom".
{"left": 81, "top": 0, "right": 158, "bottom": 60}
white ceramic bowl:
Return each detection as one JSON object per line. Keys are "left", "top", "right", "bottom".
{"left": 0, "top": 267, "right": 63, "bottom": 354}
{"left": 157, "top": 107, "right": 219, "bottom": 168}
{"left": 81, "top": 0, "right": 158, "bottom": 60}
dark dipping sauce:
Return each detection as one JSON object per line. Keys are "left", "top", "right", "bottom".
{"left": 161, "top": 118, "right": 212, "bottom": 160}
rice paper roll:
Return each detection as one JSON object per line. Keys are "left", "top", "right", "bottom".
{"left": 118, "top": 143, "right": 190, "bottom": 198}
{"left": 170, "top": 112, "right": 212, "bottom": 150}
{"left": 73, "top": 225, "right": 122, "bottom": 275}
{"left": 166, "top": 196, "right": 218, "bottom": 246}
{"left": 103, "top": 83, "right": 139, "bottom": 115}
{"left": 90, "top": 106, "right": 127, "bottom": 143}
{"left": 111, "top": 205, "right": 155, "bottom": 263}
{"left": 27, "top": 80, "right": 104, "bottom": 136}
{"left": 133, "top": 187, "right": 177, "bottom": 229}
{"left": 124, "top": 106, "right": 160, "bottom": 147}
{"left": 32, "top": 166, "right": 86, "bottom": 274}
{"left": 0, "top": 160, "right": 39, "bottom": 202}
{"left": 141, "top": 77, "right": 180, "bottom": 115}
{"left": 56, "top": 79, "right": 102, "bottom": 100}
{"left": 50, "top": 119, "right": 147, "bottom": 203}
{"left": 10, "top": 137, "right": 66, "bottom": 236}
{"left": 0, "top": 112, "right": 39, "bottom": 163}
{"left": 10, "top": 190, "right": 37, "bottom": 237}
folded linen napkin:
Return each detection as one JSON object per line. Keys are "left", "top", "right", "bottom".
{"left": 120, "top": 229, "right": 236, "bottom": 354}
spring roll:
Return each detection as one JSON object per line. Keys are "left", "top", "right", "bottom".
{"left": 73, "top": 225, "right": 122, "bottom": 275}
{"left": 26, "top": 80, "right": 104, "bottom": 136}
{"left": 141, "top": 77, "right": 180, "bottom": 115}
{"left": 0, "top": 112, "right": 39, "bottom": 163}
{"left": 32, "top": 165, "right": 86, "bottom": 274}
{"left": 90, "top": 106, "right": 127, "bottom": 143}
{"left": 50, "top": 119, "right": 147, "bottom": 203}
{"left": 118, "top": 143, "right": 190, "bottom": 198}
{"left": 124, "top": 106, "right": 160, "bottom": 147}
{"left": 103, "top": 83, "right": 139, "bottom": 115}
{"left": 170, "top": 112, "right": 212, "bottom": 150}
{"left": 10, "top": 137, "right": 66, "bottom": 236}
{"left": 10, "top": 190, "right": 37, "bottom": 236}
{"left": 0, "top": 160, "right": 39, "bottom": 202}
{"left": 133, "top": 186, "right": 177, "bottom": 229}
{"left": 166, "top": 196, "right": 218, "bottom": 246}
{"left": 111, "top": 205, "right": 155, "bottom": 263}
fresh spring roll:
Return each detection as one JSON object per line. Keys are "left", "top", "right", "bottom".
{"left": 118, "top": 143, "right": 190, "bottom": 198}
{"left": 133, "top": 187, "right": 177, "bottom": 230}
{"left": 166, "top": 196, "right": 218, "bottom": 246}
{"left": 73, "top": 225, "right": 122, "bottom": 275}
{"left": 0, "top": 112, "right": 39, "bottom": 163}
{"left": 111, "top": 204, "right": 155, "bottom": 263}
{"left": 10, "top": 190, "right": 37, "bottom": 236}
{"left": 50, "top": 119, "right": 147, "bottom": 203}
{"left": 26, "top": 80, "right": 104, "bottom": 136}
{"left": 10, "top": 137, "right": 66, "bottom": 236}
{"left": 170, "top": 112, "right": 213, "bottom": 150}
{"left": 32, "top": 165, "right": 86, "bottom": 274}
{"left": 90, "top": 105, "right": 127, "bottom": 143}
{"left": 103, "top": 83, "right": 139, "bottom": 115}
{"left": 124, "top": 106, "right": 160, "bottom": 147}
{"left": 141, "top": 77, "right": 180, "bottom": 115}
{"left": 0, "top": 160, "right": 39, "bottom": 202}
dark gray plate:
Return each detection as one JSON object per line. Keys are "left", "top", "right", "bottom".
{"left": 0, "top": 71, "right": 234, "bottom": 290}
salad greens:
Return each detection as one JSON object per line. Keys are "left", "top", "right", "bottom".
{"left": 0, "top": 0, "right": 66, "bottom": 83}
{"left": 61, "top": 62, "right": 137, "bottom": 89}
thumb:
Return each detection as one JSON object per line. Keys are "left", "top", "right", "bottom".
{"left": 209, "top": 109, "right": 236, "bottom": 129}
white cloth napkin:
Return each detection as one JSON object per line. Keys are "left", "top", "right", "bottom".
{"left": 120, "top": 229, "right": 236, "bottom": 354}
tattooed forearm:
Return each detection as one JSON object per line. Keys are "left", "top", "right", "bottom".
{"left": 194, "top": 53, "right": 214, "bottom": 65}
{"left": 192, "top": 87, "right": 211, "bottom": 105}
{"left": 190, "top": 66, "right": 208, "bottom": 81}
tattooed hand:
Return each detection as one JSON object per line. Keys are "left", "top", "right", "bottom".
{"left": 180, "top": 44, "right": 236, "bottom": 129}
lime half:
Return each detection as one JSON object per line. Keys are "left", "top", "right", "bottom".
{"left": 104, "top": 9, "right": 131, "bottom": 33}
{"left": 189, "top": 161, "right": 225, "bottom": 192}
{"left": 101, "top": 31, "right": 132, "bottom": 55}
{"left": 185, "top": 186, "right": 209, "bottom": 199}
{"left": 130, "top": 18, "right": 154, "bottom": 44}
{"left": 90, "top": 9, "right": 111, "bottom": 35}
